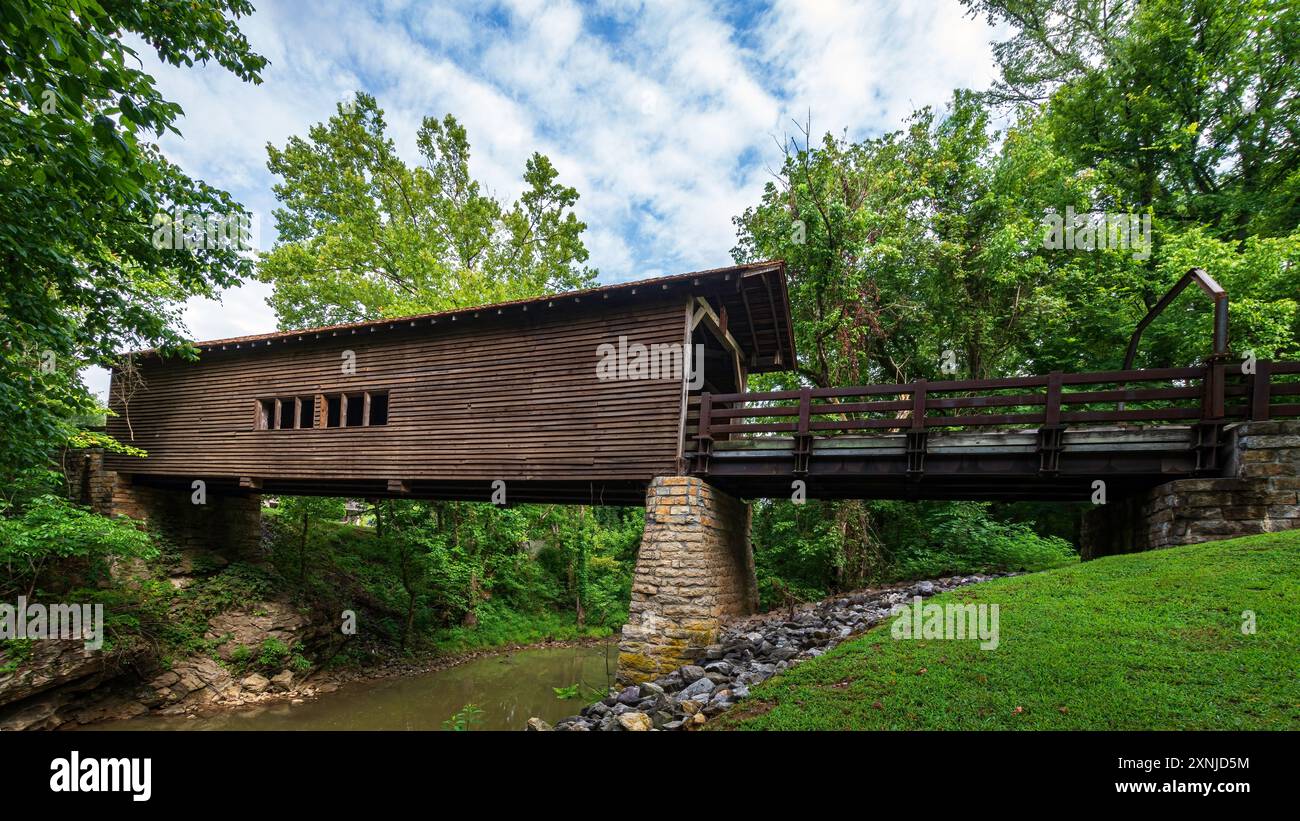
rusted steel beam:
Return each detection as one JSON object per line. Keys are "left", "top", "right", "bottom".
{"left": 1124, "top": 267, "right": 1229, "bottom": 371}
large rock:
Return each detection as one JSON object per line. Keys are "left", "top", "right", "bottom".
{"left": 616, "top": 712, "right": 653, "bottom": 731}
{"left": 269, "top": 670, "right": 294, "bottom": 692}
{"left": 679, "top": 676, "right": 715, "bottom": 700}
{"left": 0, "top": 640, "right": 105, "bottom": 709}
{"left": 240, "top": 673, "right": 270, "bottom": 694}
{"left": 207, "top": 601, "right": 312, "bottom": 662}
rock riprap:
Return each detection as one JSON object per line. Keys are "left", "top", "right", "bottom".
{"left": 541, "top": 573, "right": 1004, "bottom": 731}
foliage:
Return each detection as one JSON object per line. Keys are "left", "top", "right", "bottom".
{"left": 552, "top": 683, "right": 581, "bottom": 699}
{"left": 273, "top": 496, "right": 347, "bottom": 583}
{"left": 258, "top": 93, "right": 595, "bottom": 329}
{"left": 752, "top": 499, "right": 1076, "bottom": 608}
{"left": 553, "top": 681, "right": 604, "bottom": 700}
{"left": 260, "top": 501, "right": 631, "bottom": 655}
{"left": 0, "top": 492, "right": 156, "bottom": 598}
{"left": 0, "top": 0, "right": 265, "bottom": 478}
{"left": 442, "top": 702, "right": 484, "bottom": 731}
{"left": 881, "top": 502, "right": 1077, "bottom": 579}
{"left": 965, "top": 0, "right": 1300, "bottom": 238}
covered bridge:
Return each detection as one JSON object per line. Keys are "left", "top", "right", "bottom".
{"left": 74, "top": 259, "right": 1298, "bottom": 683}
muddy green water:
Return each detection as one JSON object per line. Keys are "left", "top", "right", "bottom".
{"left": 95, "top": 643, "right": 616, "bottom": 731}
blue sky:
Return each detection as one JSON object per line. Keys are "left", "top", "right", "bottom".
{"left": 87, "top": 0, "right": 1006, "bottom": 397}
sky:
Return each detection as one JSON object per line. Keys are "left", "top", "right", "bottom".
{"left": 86, "top": 0, "right": 1007, "bottom": 399}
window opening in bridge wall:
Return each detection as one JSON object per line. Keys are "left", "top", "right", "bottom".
{"left": 257, "top": 392, "right": 388, "bottom": 430}
{"left": 368, "top": 392, "right": 389, "bottom": 426}
{"left": 345, "top": 392, "right": 365, "bottom": 427}
{"left": 256, "top": 399, "right": 275, "bottom": 430}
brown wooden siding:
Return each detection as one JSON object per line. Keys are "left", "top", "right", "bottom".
{"left": 105, "top": 298, "right": 690, "bottom": 484}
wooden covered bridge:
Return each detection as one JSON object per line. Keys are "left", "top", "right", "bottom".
{"left": 84, "top": 261, "right": 1299, "bottom": 682}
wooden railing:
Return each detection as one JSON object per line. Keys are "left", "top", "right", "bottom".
{"left": 688, "top": 361, "right": 1300, "bottom": 444}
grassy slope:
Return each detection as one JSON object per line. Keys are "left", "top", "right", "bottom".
{"left": 716, "top": 530, "right": 1300, "bottom": 730}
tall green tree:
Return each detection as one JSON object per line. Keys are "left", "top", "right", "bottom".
{"left": 964, "top": 0, "right": 1300, "bottom": 238}
{"left": 733, "top": 92, "right": 1057, "bottom": 386}
{"left": 0, "top": 0, "right": 267, "bottom": 478}
{"left": 258, "top": 93, "right": 595, "bottom": 328}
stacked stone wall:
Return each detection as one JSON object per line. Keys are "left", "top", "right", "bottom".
{"left": 1081, "top": 421, "right": 1299, "bottom": 559}
{"left": 617, "top": 477, "right": 757, "bottom": 684}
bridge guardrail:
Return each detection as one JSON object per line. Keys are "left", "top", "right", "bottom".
{"left": 686, "top": 361, "right": 1300, "bottom": 457}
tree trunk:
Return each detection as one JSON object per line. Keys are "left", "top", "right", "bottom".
{"left": 298, "top": 513, "right": 309, "bottom": 582}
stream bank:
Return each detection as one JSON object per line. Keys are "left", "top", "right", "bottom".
{"left": 535, "top": 573, "right": 1009, "bottom": 731}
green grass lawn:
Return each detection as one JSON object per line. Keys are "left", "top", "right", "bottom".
{"left": 715, "top": 530, "right": 1300, "bottom": 730}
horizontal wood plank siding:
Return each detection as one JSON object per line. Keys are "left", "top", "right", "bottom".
{"left": 105, "top": 298, "right": 688, "bottom": 483}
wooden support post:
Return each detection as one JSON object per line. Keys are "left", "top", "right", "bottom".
{"left": 794, "top": 387, "right": 812, "bottom": 475}
{"left": 695, "top": 393, "right": 714, "bottom": 473}
{"left": 1251, "top": 360, "right": 1273, "bottom": 421}
{"left": 910, "top": 379, "right": 927, "bottom": 430}
{"left": 1194, "top": 362, "right": 1226, "bottom": 472}
{"left": 1201, "top": 360, "right": 1226, "bottom": 420}
{"left": 1045, "top": 371, "right": 1062, "bottom": 427}
{"left": 1037, "top": 371, "right": 1065, "bottom": 475}
{"left": 907, "top": 379, "right": 927, "bottom": 478}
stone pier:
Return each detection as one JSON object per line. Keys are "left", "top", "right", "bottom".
{"left": 617, "top": 476, "right": 758, "bottom": 685}
{"left": 64, "top": 448, "right": 261, "bottom": 562}
{"left": 1081, "top": 420, "right": 1300, "bottom": 559}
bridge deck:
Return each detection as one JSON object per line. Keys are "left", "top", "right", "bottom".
{"left": 690, "top": 425, "right": 1203, "bottom": 501}
{"left": 688, "top": 360, "right": 1300, "bottom": 502}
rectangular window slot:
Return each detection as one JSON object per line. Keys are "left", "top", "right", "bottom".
{"left": 368, "top": 392, "right": 389, "bottom": 426}
{"left": 255, "top": 392, "right": 388, "bottom": 429}
{"left": 257, "top": 399, "right": 275, "bottom": 430}
{"left": 345, "top": 393, "right": 365, "bottom": 427}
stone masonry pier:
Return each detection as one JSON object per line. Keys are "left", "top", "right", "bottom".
{"left": 1081, "top": 420, "right": 1300, "bottom": 559}
{"left": 617, "top": 477, "right": 758, "bottom": 685}
{"left": 64, "top": 448, "right": 261, "bottom": 562}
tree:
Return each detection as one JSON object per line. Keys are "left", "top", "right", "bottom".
{"left": 733, "top": 93, "right": 1056, "bottom": 387}
{"left": 258, "top": 93, "right": 596, "bottom": 328}
{"left": 275, "top": 496, "right": 346, "bottom": 583}
{"left": 964, "top": 0, "right": 1300, "bottom": 238}
{"left": 0, "top": 0, "right": 267, "bottom": 478}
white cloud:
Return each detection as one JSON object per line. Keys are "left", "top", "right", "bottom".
{"left": 759, "top": 0, "right": 1004, "bottom": 140}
